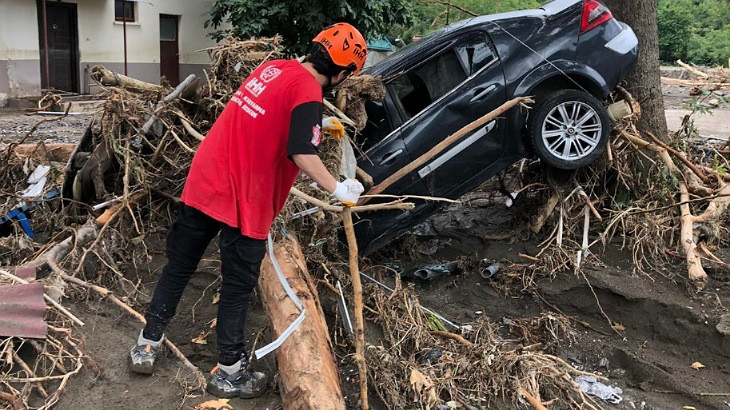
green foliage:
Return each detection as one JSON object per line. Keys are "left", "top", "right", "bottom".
{"left": 205, "top": 0, "right": 414, "bottom": 55}
{"left": 657, "top": 0, "right": 692, "bottom": 62}
{"left": 658, "top": 0, "right": 730, "bottom": 66}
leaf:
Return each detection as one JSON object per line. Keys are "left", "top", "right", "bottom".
{"left": 611, "top": 322, "right": 626, "bottom": 332}
{"left": 690, "top": 361, "right": 705, "bottom": 370}
{"left": 191, "top": 331, "right": 209, "bottom": 345}
{"left": 195, "top": 398, "right": 232, "bottom": 410}
{"left": 683, "top": 406, "right": 697, "bottom": 410}
{"left": 209, "top": 318, "right": 217, "bottom": 329}
{"left": 409, "top": 368, "right": 438, "bottom": 404}
{"left": 212, "top": 292, "right": 220, "bottom": 305}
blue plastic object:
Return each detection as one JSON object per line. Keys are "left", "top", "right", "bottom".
{"left": 0, "top": 188, "right": 60, "bottom": 239}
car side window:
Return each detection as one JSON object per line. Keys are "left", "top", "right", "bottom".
{"left": 455, "top": 34, "right": 496, "bottom": 76}
{"left": 391, "top": 49, "right": 466, "bottom": 120}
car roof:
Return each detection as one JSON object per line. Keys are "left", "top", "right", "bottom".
{"left": 362, "top": 0, "right": 578, "bottom": 76}
{"left": 364, "top": 12, "right": 541, "bottom": 76}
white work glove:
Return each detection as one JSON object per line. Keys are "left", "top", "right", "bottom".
{"left": 332, "top": 179, "right": 364, "bottom": 207}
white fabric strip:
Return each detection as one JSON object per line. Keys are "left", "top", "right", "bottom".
{"left": 254, "top": 234, "right": 306, "bottom": 359}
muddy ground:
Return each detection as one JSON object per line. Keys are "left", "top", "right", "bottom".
{"left": 4, "top": 84, "right": 730, "bottom": 409}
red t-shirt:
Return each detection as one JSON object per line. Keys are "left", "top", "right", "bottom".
{"left": 180, "top": 60, "right": 323, "bottom": 239}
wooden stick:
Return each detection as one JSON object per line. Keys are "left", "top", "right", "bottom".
{"left": 342, "top": 209, "right": 369, "bottom": 410}
{"left": 429, "top": 330, "right": 472, "bottom": 346}
{"left": 518, "top": 388, "right": 548, "bottom": 410}
{"left": 0, "top": 269, "right": 85, "bottom": 327}
{"left": 645, "top": 131, "right": 707, "bottom": 182}
{"left": 356, "top": 167, "right": 374, "bottom": 187}
{"left": 289, "top": 187, "right": 414, "bottom": 213}
{"left": 360, "top": 96, "right": 533, "bottom": 204}
{"left": 49, "top": 261, "right": 207, "bottom": 388}
{"left": 322, "top": 98, "right": 356, "bottom": 127}
{"left": 176, "top": 112, "right": 206, "bottom": 142}
{"left": 12, "top": 350, "right": 49, "bottom": 398}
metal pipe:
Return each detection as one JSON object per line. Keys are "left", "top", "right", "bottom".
{"left": 41, "top": 0, "right": 51, "bottom": 89}
{"left": 123, "top": 0, "right": 128, "bottom": 75}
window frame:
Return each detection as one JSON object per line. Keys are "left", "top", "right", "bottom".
{"left": 114, "top": 0, "right": 136, "bottom": 23}
{"left": 388, "top": 30, "right": 499, "bottom": 124}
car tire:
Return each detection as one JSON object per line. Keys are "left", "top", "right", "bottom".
{"left": 528, "top": 89, "right": 611, "bottom": 170}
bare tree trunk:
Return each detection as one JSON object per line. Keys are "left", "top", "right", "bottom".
{"left": 604, "top": 0, "right": 669, "bottom": 139}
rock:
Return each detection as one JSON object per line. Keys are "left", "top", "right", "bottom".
{"left": 708, "top": 98, "right": 720, "bottom": 107}
{"left": 717, "top": 313, "right": 730, "bottom": 335}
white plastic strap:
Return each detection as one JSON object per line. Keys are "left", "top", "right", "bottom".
{"left": 254, "top": 234, "right": 306, "bottom": 359}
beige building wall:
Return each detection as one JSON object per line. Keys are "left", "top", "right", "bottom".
{"left": 0, "top": 0, "right": 43, "bottom": 101}
{"left": 0, "top": 0, "right": 220, "bottom": 103}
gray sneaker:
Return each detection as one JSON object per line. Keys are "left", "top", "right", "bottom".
{"left": 207, "top": 358, "right": 269, "bottom": 399}
{"left": 128, "top": 339, "right": 162, "bottom": 374}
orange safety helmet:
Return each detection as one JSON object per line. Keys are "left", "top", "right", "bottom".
{"left": 313, "top": 23, "right": 368, "bottom": 75}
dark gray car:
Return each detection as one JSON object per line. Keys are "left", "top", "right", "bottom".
{"left": 354, "top": 0, "right": 638, "bottom": 254}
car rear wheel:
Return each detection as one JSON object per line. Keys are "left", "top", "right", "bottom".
{"left": 528, "top": 90, "right": 611, "bottom": 170}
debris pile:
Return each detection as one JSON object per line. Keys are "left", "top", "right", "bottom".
{"left": 660, "top": 60, "right": 730, "bottom": 98}
{"left": 1, "top": 34, "right": 729, "bottom": 410}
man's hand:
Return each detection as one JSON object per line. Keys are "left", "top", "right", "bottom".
{"left": 333, "top": 179, "right": 364, "bottom": 207}
{"left": 322, "top": 116, "right": 345, "bottom": 140}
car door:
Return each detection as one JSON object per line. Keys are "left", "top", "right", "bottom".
{"left": 357, "top": 94, "right": 430, "bottom": 197}
{"left": 393, "top": 32, "right": 507, "bottom": 198}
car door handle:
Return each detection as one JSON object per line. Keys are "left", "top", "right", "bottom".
{"left": 470, "top": 84, "right": 497, "bottom": 103}
{"left": 379, "top": 149, "right": 403, "bottom": 166}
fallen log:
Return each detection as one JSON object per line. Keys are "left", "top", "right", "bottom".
{"left": 89, "top": 65, "right": 165, "bottom": 93}
{"left": 259, "top": 236, "right": 345, "bottom": 409}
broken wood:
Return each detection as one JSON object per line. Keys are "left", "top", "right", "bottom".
{"left": 258, "top": 236, "right": 345, "bottom": 409}
{"left": 361, "top": 96, "right": 533, "bottom": 203}
{"left": 96, "top": 192, "right": 144, "bottom": 225}
{"left": 342, "top": 208, "right": 369, "bottom": 410}
{"left": 676, "top": 59, "right": 709, "bottom": 79}
{"left": 13, "top": 143, "right": 75, "bottom": 163}
{"left": 532, "top": 192, "right": 560, "bottom": 233}
{"left": 49, "top": 260, "right": 207, "bottom": 389}
{"left": 28, "top": 221, "right": 98, "bottom": 271}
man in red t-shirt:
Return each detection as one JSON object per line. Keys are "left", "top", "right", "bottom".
{"left": 128, "top": 23, "right": 368, "bottom": 399}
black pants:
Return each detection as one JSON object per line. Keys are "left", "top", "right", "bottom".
{"left": 143, "top": 204, "right": 266, "bottom": 366}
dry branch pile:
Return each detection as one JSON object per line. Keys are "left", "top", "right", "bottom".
{"left": 364, "top": 284, "right": 602, "bottom": 409}
{"left": 507, "top": 88, "right": 730, "bottom": 292}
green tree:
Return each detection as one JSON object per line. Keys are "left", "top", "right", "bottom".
{"left": 657, "top": 0, "right": 692, "bottom": 62}
{"left": 657, "top": 0, "right": 730, "bottom": 66}
{"left": 205, "top": 0, "right": 414, "bottom": 55}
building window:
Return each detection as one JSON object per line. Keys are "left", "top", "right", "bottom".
{"left": 114, "top": 0, "right": 136, "bottom": 22}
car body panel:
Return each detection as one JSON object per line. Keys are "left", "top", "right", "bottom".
{"left": 354, "top": 0, "right": 638, "bottom": 254}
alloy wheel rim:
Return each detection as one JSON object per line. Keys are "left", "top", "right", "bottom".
{"left": 541, "top": 101, "right": 602, "bottom": 161}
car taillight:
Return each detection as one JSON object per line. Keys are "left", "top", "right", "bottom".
{"left": 580, "top": 0, "right": 612, "bottom": 34}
